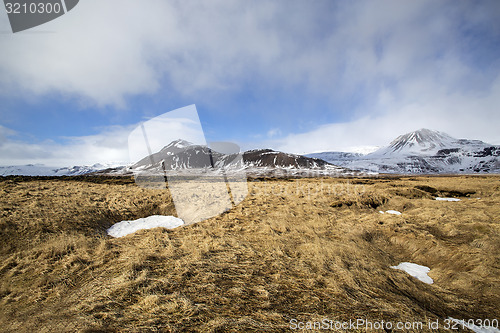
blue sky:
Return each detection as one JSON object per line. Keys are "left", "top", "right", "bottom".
{"left": 0, "top": 0, "right": 499, "bottom": 166}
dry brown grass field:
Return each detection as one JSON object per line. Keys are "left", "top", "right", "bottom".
{"left": 0, "top": 175, "right": 498, "bottom": 332}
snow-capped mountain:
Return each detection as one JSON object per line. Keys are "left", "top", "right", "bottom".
{"left": 123, "top": 140, "right": 357, "bottom": 177}
{"left": 307, "top": 129, "right": 500, "bottom": 174}
{"left": 243, "top": 149, "right": 331, "bottom": 169}
{"left": 132, "top": 139, "right": 221, "bottom": 170}
{"left": 377, "top": 129, "right": 456, "bottom": 155}
{"left": 0, "top": 163, "right": 127, "bottom": 177}
{"left": 374, "top": 128, "right": 489, "bottom": 156}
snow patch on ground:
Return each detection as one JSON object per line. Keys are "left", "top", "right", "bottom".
{"left": 380, "top": 210, "right": 402, "bottom": 215}
{"left": 435, "top": 197, "right": 461, "bottom": 202}
{"left": 448, "top": 318, "right": 500, "bottom": 333}
{"left": 107, "top": 215, "right": 184, "bottom": 237}
{"left": 391, "top": 262, "right": 433, "bottom": 284}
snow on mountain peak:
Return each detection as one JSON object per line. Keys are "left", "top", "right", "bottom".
{"left": 377, "top": 129, "right": 455, "bottom": 156}
{"left": 160, "top": 139, "right": 195, "bottom": 152}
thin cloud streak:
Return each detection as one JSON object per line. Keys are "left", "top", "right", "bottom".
{"left": 0, "top": 125, "right": 132, "bottom": 166}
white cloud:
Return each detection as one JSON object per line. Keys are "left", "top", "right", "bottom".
{"left": 0, "top": 0, "right": 168, "bottom": 107}
{"left": 0, "top": 1, "right": 299, "bottom": 106}
{"left": 267, "top": 128, "right": 281, "bottom": 138}
{"left": 2, "top": 0, "right": 492, "bottom": 107}
{"left": 127, "top": 105, "right": 206, "bottom": 163}
{"left": 0, "top": 125, "right": 16, "bottom": 144}
{"left": 0, "top": 106, "right": 212, "bottom": 166}
{"left": 0, "top": 124, "right": 132, "bottom": 166}
{"left": 0, "top": 124, "right": 175, "bottom": 167}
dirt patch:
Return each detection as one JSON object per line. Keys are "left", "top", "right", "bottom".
{"left": 415, "top": 185, "right": 439, "bottom": 194}
{"left": 414, "top": 184, "right": 476, "bottom": 198}
{"left": 330, "top": 193, "right": 388, "bottom": 209}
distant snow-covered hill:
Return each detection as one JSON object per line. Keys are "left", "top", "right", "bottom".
{"left": 307, "top": 151, "right": 364, "bottom": 163}
{"left": 0, "top": 163, "right": 127, "bottom": 176}
{"left": 306, "top": 129, "right": 500, "bottom": 174}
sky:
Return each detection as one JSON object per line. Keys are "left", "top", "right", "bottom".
{"left": 0, "top": 0, "right": 499, "bottom": 166}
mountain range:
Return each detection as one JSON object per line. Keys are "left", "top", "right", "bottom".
{"left": 0, "top": 163, "right": 126, "bottom": 177}
{"left": 307, "top": 128, "right": 500, "bottom": 174}
{"left": 119, "top": 139, "right": 354, "bottom": 178}
{"left": 1, "top": 129, "right": 498, "bottom": 176}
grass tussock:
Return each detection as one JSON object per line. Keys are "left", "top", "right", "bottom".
{"left": 0, "top": 175, "right": 499, "bottom": 332}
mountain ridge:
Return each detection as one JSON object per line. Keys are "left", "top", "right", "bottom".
{"left": 307, "top": 129, "right": 500, "bottom": 174}
{"left": 128, "top": 142, "right": 355, "bottom": 177}
{"left": 3, "top": 130, "right": 498, "bottom": 176}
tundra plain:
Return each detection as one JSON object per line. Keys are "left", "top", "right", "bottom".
{"left": 0, "top": 175, "right": 499, "bottom": 332}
